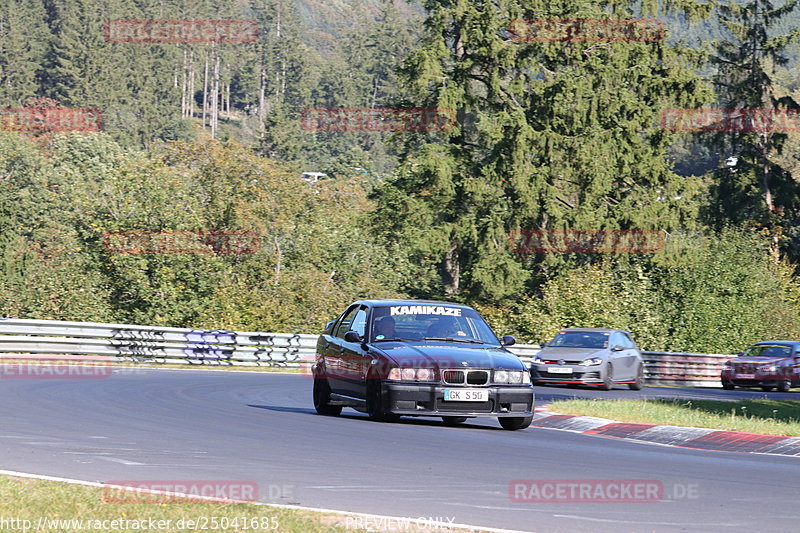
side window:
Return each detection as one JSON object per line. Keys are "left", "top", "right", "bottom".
{"left": 334, "top": 306, "right": 359, "bottom": 338}
{"left": 622, "top": 333, "right": 637, "bottom": 349}
{"left": 610, "top": 333, "right": 625, "bottom": 349}
{"left": 350, "top": 308, "right": 368, "bottom": 337}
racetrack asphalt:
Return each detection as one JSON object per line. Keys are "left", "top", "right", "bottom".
{"left": 1, "top": 369, "right": 799, "bottom": 533}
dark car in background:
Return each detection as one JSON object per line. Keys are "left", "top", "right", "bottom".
{"left": 312, "top": 299, "right": 535, "bottom": 430}
{"left": 529, "top": 328, "right": 645, "bottom": 390}
{"left": 721, "top": 341, "right": 800, "bottom": 392}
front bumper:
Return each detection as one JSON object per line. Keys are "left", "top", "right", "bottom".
{"left": 721, "top": 370, "right": 784, "bottom": 387}
{"left": 530, "top": 364, "right": 603, "bottom": 384}
{"left": 381, "top": 382, "right": 534, "bottom": 417}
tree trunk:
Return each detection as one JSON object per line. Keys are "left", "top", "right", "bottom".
{"left": 440, "top": 245, "right": 460, "bottom": 295}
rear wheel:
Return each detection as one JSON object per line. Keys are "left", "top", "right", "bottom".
{"left": 599, "top": 364, "right": 614, "bottom": 391}
{"left": 441, "top": 416, "right": 468, "bottom": 425}
{"left": 366, "top": 377, "right": 400, "bottom": 422}
{"left": 313, "top": 374, "right": 342, "bottom": 416}
{"left": 499, "top": 416, "right": 533, "bottom": 430}
{"left": 628, "top": 364, "right": 644, "bottom": 390}
{"left": 777, "top": 379, "right": 792, "bottom": 393}
{"left": 762, "top": 385, "right": 775, "bottom": 392}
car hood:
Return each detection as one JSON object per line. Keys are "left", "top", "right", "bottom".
{"left": 730, "top": 356, "right": 788, "bottom": 364}
{"left": 538, "top": 347, "right": 607, "bottom": 361}
{"left": 371, "top": 341, "right": 525, "bottom": 370}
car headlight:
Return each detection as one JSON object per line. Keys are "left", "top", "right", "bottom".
{"left": 532, "top": 356, "right": 543, "bottom": 364}
{"left": 387, "top": 367, "right": 436, "bottom": 381}
{"left": 762, "top": 364, "right": 777, "bottom": 372}
{"left": 582, "top": 358, "right": 603, "bottom": 366}
{"left": 494, "top": 370, "right": 526, "bottom": 384}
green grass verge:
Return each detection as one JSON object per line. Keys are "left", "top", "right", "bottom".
{"left": 0, "top": 475, "right": 354, "bottom": 533}
{"left": 0, "top": 475, "right": 476, "bottom": 532}
{"left": 548, "top": 398, "right": 800, "bottom": 436}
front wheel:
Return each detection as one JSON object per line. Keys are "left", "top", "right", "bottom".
{"left": 599, "top": 364, "right": 614, "bottom": 391}
{"left": 777, "top": 379, "right": 792, "bottom": 393}
{"left": 628, "top": 364, "right": 644, "bottom": 390}
{"left": 313, "top": 374, "right": 342, "bottom": 416}
{"left": 499, "top": 416, "right": 533, "bottom": 430}
{"left": 721, "top": 381, "right": 735, "bottom": 390}
{"left": 366, "top": 378, "right": 400, "bottom": 422}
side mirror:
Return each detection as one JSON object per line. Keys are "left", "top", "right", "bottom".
{"left": 325, "top": 320, "right": 336, "bottom": 334}
{"left": 611, "top": 345, "right": 624, "bottom": 352}
{"left": 539, "top": 341, "right": 547, "bottom": 348}
{"left": 344, "top": 331, "right": 362, "bottom": 343}
{"left": 736, "top": 352, "right": 743, "bottom": 357}
{"left": 501, "top": 335, "right": 516, "bottom": 347}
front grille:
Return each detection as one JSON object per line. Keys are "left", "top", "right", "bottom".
{"left": 467, "top": 370, "right": 489, "bottom": 385}
{"left": 542, "top": 360, "right": 582, "bottom": 365}
{"left": 442, "top": 369, "right": 489, "bottom": 385}
{"left": 443, "top": 370, "right": 465, "bottom": 384}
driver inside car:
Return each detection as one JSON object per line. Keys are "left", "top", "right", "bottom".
{"left": 373, "top": 316, "right": 396, "bottom": 340}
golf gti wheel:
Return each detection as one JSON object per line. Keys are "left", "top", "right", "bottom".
{"left": 313, "top": 374, "right": 342, "bottom": 416}
{"left": 499, "top": 416, "right": 533, "bottom": 430}
{"left": 599, "top": 364, "right": 614, "bottom": 391}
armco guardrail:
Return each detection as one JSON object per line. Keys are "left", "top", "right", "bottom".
{"left": 0, "top": 319, "right": 733, "bottom": 387}
{"left": 0, "top": 318, "right": 317, "bottom": 368}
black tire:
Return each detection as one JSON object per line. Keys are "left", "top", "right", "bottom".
{"left": 628, "top": 364, "right": 644, "bottom": 391}
{"left": 721, "top": 381, "right": 735, "bottom": 390}
{"left": 777, "top": 379, "right": 792, "bottom": 393}
{"left": 366, "top": 377, "right": 400, "bottom": 422}
{"left": 762, "top": 385, "right": 775, "bottom": 392}
{"left": 313, "top": 374, "right": 342, "bottom": 416}
{"left": 499, "top": 415, "right": 533, "bottom": 430}
{"left": 598, "top": 364, "right": 614, "bottom": 391}
{"left": 441, "top": 416, "right": 468, "bottom": 425}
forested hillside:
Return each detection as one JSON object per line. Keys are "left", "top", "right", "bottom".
{"left": 2, "top": 0, "right": 800, "bottom": 353}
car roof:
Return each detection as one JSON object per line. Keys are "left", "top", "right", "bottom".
{"left": 752, "top": 340, "right": 800, "bottom": 346}
{"left": 354, "top": 299, "right": 474, "bottom": 309}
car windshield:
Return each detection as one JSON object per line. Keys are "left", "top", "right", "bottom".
{"left": 369, "top": 304, "right": 500, "bottom": 344}
{"left": 548, "top": 331, "right": 610, "bottom": 349}
{"left": 741, "top": 344, "right": 793, "bottom": 357}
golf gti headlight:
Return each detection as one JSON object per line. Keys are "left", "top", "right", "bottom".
{"left": 582, "top": 358, "right": 603, "bottom": 366}
{"left": 387, "top": 367, "right": 436, "bottom": 381}
{"left": 494, "top": 370, "right": 529, "bottom": 384}
{"left": 762, "top": 364, "right": 777, "bottom": 373}
{"left": 532, "top": 356, "right": 543, "bottom": 364}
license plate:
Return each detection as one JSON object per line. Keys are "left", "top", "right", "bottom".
{"left": 734, "top": 373, "right": 755, "bottom": 379}
{"left": 444, "top": 389, "right": 488, "bottom": 402}
{"left": 548, "top": 367, "right": 573, "bottom": 374}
